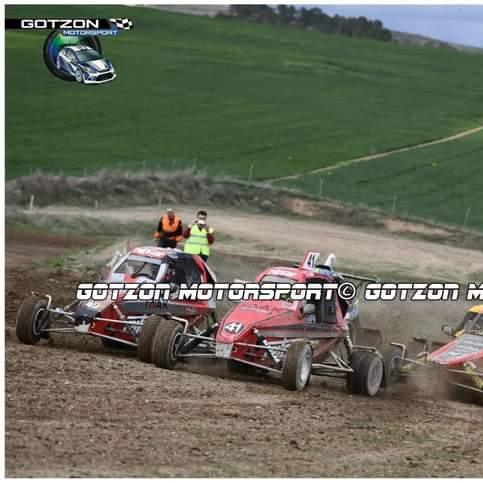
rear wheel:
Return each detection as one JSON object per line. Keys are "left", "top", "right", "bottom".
{"left": 16, "top": 296, "right": 49, "bottom": 345}
{"left": 151, "top": 320, "right": 183, "bottom": 369}
{"left": 137, "top": 315, "right": 162, "bottom": 363}
{"left": 282, "top": 341, "right": 312, "bottom": 391}
{"left": 347, "top": 351, "right": 383, "bottom": 396}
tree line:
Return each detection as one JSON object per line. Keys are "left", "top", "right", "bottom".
{"left": 218, "top": 5, "right": 393, "bottom": 42}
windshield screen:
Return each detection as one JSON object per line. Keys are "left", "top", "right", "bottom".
{"left": 115, "top": 255, "right": 166, "bottom": 281}
{"left": 260, "top": 275, "right": 296, "bottom": 285}
{"left": 76, "top": 49, "right": 102, "bottom": 62}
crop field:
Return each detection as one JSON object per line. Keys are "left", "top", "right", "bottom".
{"left": 6, "top": 5, "right": 483, "bottom": 180}
{"left": 274, "top": 129, "right": 483, "bottom": 231}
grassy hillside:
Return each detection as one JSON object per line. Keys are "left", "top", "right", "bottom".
{"left": 275, "top": 129, "right": 483, "bottom": 231}
{"left": 6, "top": 4, "right": 483, "bottom": 180}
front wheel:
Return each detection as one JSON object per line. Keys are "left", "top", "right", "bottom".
{"left": 137, "top": 315, "right": 162, "bottom": 363}
{"left": 16, "top": 296, "right": 49, "bottom": 345}
{"left": 74, "top": 67, "right": 83, "bottom": 83}
{"left": 151, "top": 319, "right": 184, "bottom": 369}
{"left": 347, "top": 351, "right": 384, "bottom": 396}
{"left": 282, "top": 341, "right": 312, "bottom": 391}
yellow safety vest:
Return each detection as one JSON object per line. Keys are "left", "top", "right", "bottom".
{"left": 184, "top": 224, "right": 213, "bottom": 256}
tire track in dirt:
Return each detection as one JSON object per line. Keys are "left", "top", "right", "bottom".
{"left": 271, "top": 125, "right": 483, "bottom": 181}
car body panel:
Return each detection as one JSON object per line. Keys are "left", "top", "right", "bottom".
{"left": 211, "top": 256, "right": 349, "bottom": 369}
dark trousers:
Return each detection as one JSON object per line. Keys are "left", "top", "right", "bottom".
{"left": 200, "top": 254, "right": 209, "bottom": 262}
{"left": 157, "top": 238, "right": 177, "bottom": 249}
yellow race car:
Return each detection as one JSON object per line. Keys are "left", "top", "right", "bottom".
{"left": 391, "top": 305, "right": 483, "bottom": 401}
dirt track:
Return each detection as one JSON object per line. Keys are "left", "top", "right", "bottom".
{"left": 5, "top": 230, "right": 483, "bottom": 477}
{"left": 30, "top": 204, "right": 483, "bottom": 282}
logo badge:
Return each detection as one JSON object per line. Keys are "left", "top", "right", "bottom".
{"left": 6, "top": 17, "right": 132, "bottom": 84}
{"left": 43, "top": 31, "right": 116, "bottom": 84}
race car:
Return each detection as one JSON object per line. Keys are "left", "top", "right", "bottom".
{"left": 147, "top": 251, "right": 396, "bottom": 395}
{"left": 56, "top": 45, "right": 116, "bottom": 84}
{"left": 15, "top": 246, "right": 217, "bottom": 362}
{"left": 391, "top": 305, "right": 483, "bottom": 401}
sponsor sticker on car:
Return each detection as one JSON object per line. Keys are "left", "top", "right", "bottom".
{"left": 216, "top": 343, "right": 233, "bottom": 359}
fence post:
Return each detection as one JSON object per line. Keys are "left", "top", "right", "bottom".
{"left": 29, "top": 195, "right": 35, "bottom": 211}
{"left": 95, "top": 200, "right": 99, "bottom": 210}
{"left": 463, "top": 207, "right": 471, "bottom": 229}
{"left": 142, "top": 159, "right": 146, "bottom": 175}
{"left": 192, "top": 158, "right": 197, "bottom": 171}
{"left": 391, "top": 194, "right": 398, "bottom": 215}
{"left": 318, "top": 178, "right": 324, "bottom": 198}
{"left": 248, "top": 164, "right": 254, "bottom": 184}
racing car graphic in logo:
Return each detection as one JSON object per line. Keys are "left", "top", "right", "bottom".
{"left": 56, "top": 45, "right": 116, "bottom": 84}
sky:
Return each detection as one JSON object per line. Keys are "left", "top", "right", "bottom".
{"left": 316, "top": 5, "right": 483, "bottom": 48}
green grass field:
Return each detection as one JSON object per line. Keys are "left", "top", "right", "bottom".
{"left": 6, "top": 5, "right": 483, "bottom": 181}
{"left": 275, "top": 129, "right": 483, "bottom": 231}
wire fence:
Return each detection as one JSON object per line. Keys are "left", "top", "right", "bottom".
{"left": 15, "top": 159, "right": 482, "bottom": 234}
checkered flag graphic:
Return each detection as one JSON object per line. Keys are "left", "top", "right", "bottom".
{"left": 110, "top": 18, "right": 133, "bottom": 30}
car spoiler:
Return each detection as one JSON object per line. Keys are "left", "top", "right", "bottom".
{"left": 298, "top": 251, "right": 379, "bottom": 283}
{"left": 335, "top": 272, "right": 379, "bottom": 283}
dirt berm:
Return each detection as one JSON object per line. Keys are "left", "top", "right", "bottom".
{"left": 7, "top": 170, "right": 483, "bottom": 250}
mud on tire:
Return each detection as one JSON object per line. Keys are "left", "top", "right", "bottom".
{"left": 347, "top": 351, "right": 384, "bottom": 396}
{"left": 282, "top": 341, "right": 313, "bottom": 391}
{"left": 151, "top": 319, "right": 184, "bottom": 369}
{"left": 137, "top": 315, "right": 163, "bottom": 363}
{"left": 16, "top": 295, "right": 48, "bottom": 345}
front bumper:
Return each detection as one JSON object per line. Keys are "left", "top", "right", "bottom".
{"left": 83, "top": 69, "right": 116, "bottom": 84}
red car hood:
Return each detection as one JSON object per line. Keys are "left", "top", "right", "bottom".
{"left": 429, "top": 334, "right": 483, "bottom": 367}
{"left": 216, "top": 301, "right": 294, "bottom": 344}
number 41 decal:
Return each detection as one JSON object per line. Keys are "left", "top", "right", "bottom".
{"left": 224, "top": 322, "right": 244, "bottom": 334}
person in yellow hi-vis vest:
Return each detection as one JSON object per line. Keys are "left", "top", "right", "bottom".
{"left": 183, "top": 210, "right": 214, "bottom": 262}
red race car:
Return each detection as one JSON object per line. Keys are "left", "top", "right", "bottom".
{"left": 148, "top": 251, "right": 395, "bottom": 395}
{"left": 15, "top": 246, "right": 217, "bottom": 362}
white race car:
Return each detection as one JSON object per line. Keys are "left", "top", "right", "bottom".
{"left": 56, "top": 45, "right": 116, "bottom": 84}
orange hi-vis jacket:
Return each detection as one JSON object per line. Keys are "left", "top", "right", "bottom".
{"left": 156, "top": 215, "right": 182, "bottom": 241}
